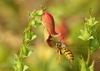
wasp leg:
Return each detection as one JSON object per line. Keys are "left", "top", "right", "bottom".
{"left": 68, "top": 61, "right": 72, "bottom": 68}
{"left": 56, "top": 48, "right": 59, "bottom": 60}
{"left": 58, "top": 50, "right": 61, "bottom": 65}
{"left": 56, "top": 48, "right": 61, "bottom": 65}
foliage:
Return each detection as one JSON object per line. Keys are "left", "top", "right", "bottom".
{"left": 78, "top": 57, "right": 94, "bottom": 71}
{"left": 13, "top": 9, "right": 43, "bottom": 71}
{"left": 1, "top": 0, "right": 100, "bottom": 71}
{"left": 78, "top": 10, "right": 99, "bottom": 71}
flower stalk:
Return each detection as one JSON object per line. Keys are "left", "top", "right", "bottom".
{"left": 86, "top": 46, "right": 91, "bottom": 65}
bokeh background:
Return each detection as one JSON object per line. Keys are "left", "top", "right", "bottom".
{"left": 0, "top": 0, "right": 100, "bottom": 71}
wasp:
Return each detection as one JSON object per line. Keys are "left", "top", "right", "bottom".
{"left": 50, "top": 40, "right": 74, "bottom": 65}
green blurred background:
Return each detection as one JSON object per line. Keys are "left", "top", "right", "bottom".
{"left": 0, "top": 0, "right": 100, "bottom": 71}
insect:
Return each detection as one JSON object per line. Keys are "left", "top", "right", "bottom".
{"left": 50, "top": 40, "right": 74, "bottom": 65}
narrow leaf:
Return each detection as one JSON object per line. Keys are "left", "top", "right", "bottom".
{"left": 78, "top": 58, "right": 89, "bottom": 71}
{"left": 89, "top": 61, "right": 94, "bottom": 71}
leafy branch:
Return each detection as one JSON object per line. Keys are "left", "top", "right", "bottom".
{"left": 78, "top": 10, "right": 99, "bottom": 71}
{"left": 13, "top": 9, "right": 43, "bottom": 71}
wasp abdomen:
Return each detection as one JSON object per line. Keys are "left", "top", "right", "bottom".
{"left": 61, "top": 48, "right": 74, "bottom": 62}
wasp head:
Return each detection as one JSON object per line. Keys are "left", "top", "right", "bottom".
{"left": 56, "top": 42, "right": 67, "bottom": 48}
{"left": 55, "top": 42, "right": 62, "bottom": 48}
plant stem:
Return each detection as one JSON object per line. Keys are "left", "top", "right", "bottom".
{"left": 86, "top": 46, "right": 91, "bottom": 65}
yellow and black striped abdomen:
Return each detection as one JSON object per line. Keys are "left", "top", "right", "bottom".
{"left": 61, "top": 48, "right": 74, "bottom": 62}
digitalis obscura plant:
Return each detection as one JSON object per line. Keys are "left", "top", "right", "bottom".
{"left": 13, "top": 9, "right": 43, "bottom": 71}
{"left": 78, "top": 9, "right": 99, "bottom": 71}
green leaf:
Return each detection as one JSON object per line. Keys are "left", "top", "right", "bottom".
{"left": 78, "top": 26, "right": 93, "bottom": 41}
{"left": 35, "top": 21, "right": 42, "bottom": 27}
{"left": 29, "top": 10, "right": 37, "bottom": 18}
{"left": 27, "top": 49, "right": 33, "bottom": 56}
{"left": 29, "top": 32, "right": 36, "bottom": 40}
{"left": 30, "top": 18, "right": 42, "bottom": 27}
{"left": 30, "top": 19, "right": 36, "bottom": 27}
{"left": 89, "top": 61, "right": 94, "bottom": 71}
{"left": 78, "top": 58, "right": 89, "bottom": 71}
{"left": 32, "top": 34, "right": 37, "bottom": 40}
{"left": 80, "top": 30, "right": 84, "bottom": 34}
{"left": 23, "top": 28, "right": 28, "bottom": 33}
{"left": 21, "top": 44, "right": 28, "bottom": 57}
{"left": 87, "top": 18, "right": 93, "bottom": 26}
{"left": 86, "top": 17, "right": 98, "bottom": 26}
{"left": 91, "top": 32, "right": 100, "bottom": 53}
{"left": 88, "top": 36, "right": 94, "bottom": 40}
{"left": 37, "top": 10, "right": 43, "bottom": 16}
{"left": 78, "top": 35, "right": 85, "bottom": 40}
{"left": 13, "top": 54, "right": 18, "bottom": 61}
{"left": 23, "top": 65, "right": 29, "bottom": 71}
{"left": 21, "top": 44, "right": 33, "bottom": 57}
{"left": 13, "top": 59, "right": 23, "bottom": 71}
{"left": 78, "top": 57, "right": 94, "bottom": 71}
{"left": 22, "top": 49, "right": 33, "bottom": 57}
{"left": 93, "top": 21, "right": 98, "bottom": 26}
{"left": 24, "top": 31, "right": 37, "bottom": 42}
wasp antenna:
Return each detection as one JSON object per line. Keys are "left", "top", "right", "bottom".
{"left": 49, "top": 39, "right": 55, "bottom": 43}
{"left": 60, "top": 38, "right": 64, "bottom": 42}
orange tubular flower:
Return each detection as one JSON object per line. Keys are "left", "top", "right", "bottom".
{"left": 42, "top": 11, "right": 59, "bottom": 47}
{"left": 44, "top": 27, "right": 53, "bottom": 47}
{"left": 42, "top": 11, "right": 59, "bottom": 37}
{"left": 56, "top": 20, "right": 69, "bottom": 44}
